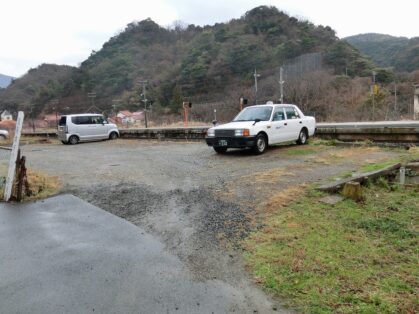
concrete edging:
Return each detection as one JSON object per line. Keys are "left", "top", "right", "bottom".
{"left": 21, "top": 122, "right": 419, "bottom": 143}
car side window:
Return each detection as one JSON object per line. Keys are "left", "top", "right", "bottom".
{"left": 272, "top": 108, "right": 285, "bottom": 121}
{"left": 72, "top": 116, "right": 92, "bottom": 125}
{"left": 91, "top": 116, "right": 104, "bottom": 124}
{"left": 285, "top": 107, "right": 301, "bottom": 119}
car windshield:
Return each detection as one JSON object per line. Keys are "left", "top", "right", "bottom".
{"left": 233, "top": 106, "right": 273, "bottom": 122}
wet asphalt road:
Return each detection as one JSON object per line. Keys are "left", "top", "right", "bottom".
{"left": 0, "top": 195, "right": 280, "bottom": 314}
{"left": 17, "top": 139, "right": 401, "bottom": 313}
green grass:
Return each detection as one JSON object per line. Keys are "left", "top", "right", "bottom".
{"left": 283, "top": 146, "right": 326, "bottom": 156}
{"left": 360, "top": 160, "right": 400, "bottom": 173}
{"left": 310, "top": 138, "right": 341, "bottom": 146}
{"left": 243, "top": 184, "right": 418, "bottom": 313}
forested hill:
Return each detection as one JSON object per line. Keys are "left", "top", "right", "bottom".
{"left": 0, "top": 6, "right": 374, "bottom": 116}
{"left": 0, "top": 64, "right": 76, "bottom": 113}
{"left": 345, "top": 33, "right": 419, "bottom": 72}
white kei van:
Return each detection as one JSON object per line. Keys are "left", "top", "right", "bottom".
{"left": 58, "top": 114, "right": 119, "bottom": 145}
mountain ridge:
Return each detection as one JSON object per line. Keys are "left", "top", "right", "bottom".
{"left": 345, "top": 33, "right": 419, "bottom": 72}
{"left": 0, "top": 6, "right": 381, "bottom": 121}
{"left": 0, "top": 73, "right": 14, "bottom": 89}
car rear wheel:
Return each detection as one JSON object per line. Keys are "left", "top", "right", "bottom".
{"left": 214, "top": 147, "right": 227, "bottom": 154}
{"left": 296, "top": 129, "right": 308, "bottom": 145}
{"left": 253, "top": 134, "right": 267, "bottom": 154}
{"left": 109, "top": 132, "right": 118, "bottom": 140}
{"left": 68, "top": 135, "right": 79, "bottom": 145}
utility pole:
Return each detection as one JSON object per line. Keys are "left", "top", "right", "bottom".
{"left": 394, "top": 81, "right": 397, "bottom": 118}
{"left": 279, "top": 67, "right": 284, "bottom": 104}
{"left": 29, "top": 105, "right": 35, "bottom": 132}
{"left": 253, "top": 69, "right": 260, "bottom": 105}
{"left": 51, "top": 99, "right": 59, "bottom": 130}
{"left": 139, "top": 81, "right": 148, "bottom": 128}
{"left": 372, "top": 71, "right": 376, "bottom": 121}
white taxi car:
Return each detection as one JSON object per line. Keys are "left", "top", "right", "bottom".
{"left": 205, "top": 103, "right": 315, "bottom": 154}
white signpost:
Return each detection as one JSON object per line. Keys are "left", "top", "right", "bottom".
{"left": 4, "top": 111, "right": 24, "bottom": 201}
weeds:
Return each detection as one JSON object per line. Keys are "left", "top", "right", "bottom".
{"left": 243, "top": 179, "right": 418, "bottom": 313}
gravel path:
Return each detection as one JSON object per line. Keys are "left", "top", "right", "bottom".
{"left": 22, "top": 139, "right": 402, "bottom": 313}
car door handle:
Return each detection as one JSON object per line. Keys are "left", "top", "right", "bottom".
{"left": 299, "top": 121, "right": 302, "bottom": 124}
{"left": 284, "top": 123, "right": 287, "bottom": 126}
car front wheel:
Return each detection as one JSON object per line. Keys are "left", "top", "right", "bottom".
{"left": 253, "top": 134, "right": 267, "bottom": 154}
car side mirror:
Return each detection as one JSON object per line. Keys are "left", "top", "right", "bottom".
{"left": 212, "top": 120, "right": 217, "bottom": 126}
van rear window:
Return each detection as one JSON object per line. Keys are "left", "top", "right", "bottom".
{"left": 58, "top": 116, "right": 66, "bottom": 126}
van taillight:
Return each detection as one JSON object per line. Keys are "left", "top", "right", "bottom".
{"left": 65, "top": 126, "right": 68, "bottom": 133}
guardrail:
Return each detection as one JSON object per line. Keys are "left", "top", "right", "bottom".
{"left": 21, "top": 121, "right": 419, "bottom": 143}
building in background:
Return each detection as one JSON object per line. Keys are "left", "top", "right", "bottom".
{"left": 116, "top": 110, "right": 144, "bottom": 125}
{"left": 0, "top": 110, "right": 13, "bottom": 121}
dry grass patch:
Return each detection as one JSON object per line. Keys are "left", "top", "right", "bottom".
{"left": 24, "top": 169, "right": 60, "bottom": 200}
{"left": 242, "top": 168, "right": 294, "bottom": 184}
{"left": 259, "top": 185, "right": 304, "bottom": 215}
{"left": 309, "top": 147, "right": 381, "bottom": 165}
{"left": 0, "top": 169, "right": 60, "bottom": 201}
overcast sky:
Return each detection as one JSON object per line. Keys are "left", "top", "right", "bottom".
{"left": 1, "top": 0, "right": 417, "bottom": 77}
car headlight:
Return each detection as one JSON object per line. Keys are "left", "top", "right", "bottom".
{"left": 235, "top": 129, "right": 250, "bottom": 136}
{"left": 207, "top": 129, "right": 215, "bottom": 137}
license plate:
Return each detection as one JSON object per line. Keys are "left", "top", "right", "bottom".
{"left": 218, "top": 139, "right": 228, "bottom": 146}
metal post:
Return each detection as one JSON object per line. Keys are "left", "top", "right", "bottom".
{"left": 372, "top": 71, "right": 376, "bottom": 121}
{"left": 394, "top": 82, "right": 397, "bottom": 118}
{"left": 254, "top": 69, "right": 260, "bottom": 105}
{"left": 183, "top": 102, "right": 189, "bottom": 127}
{"left": 279, "top": 67, "right": 284, "bottom": 104}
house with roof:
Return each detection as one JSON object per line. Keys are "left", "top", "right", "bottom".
{"left": 1, "top": 110, "right": 13, "bottom": 121}
{"left": 116, "top": 110, "right": 144, "bottom": 124}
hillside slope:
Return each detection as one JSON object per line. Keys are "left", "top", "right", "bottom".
{"left": 0, "top": 64, "right": 76, "bottom": 115}
{"left": 345, "top": 33, "right": 419, "bottom": 72}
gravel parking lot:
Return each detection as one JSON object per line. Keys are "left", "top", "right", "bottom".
{"left": 21, "top": 139, "right": 403, "bottom": 312}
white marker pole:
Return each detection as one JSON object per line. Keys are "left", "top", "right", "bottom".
{"left": 4, "top": 111, "right": 24, "bottom": 201}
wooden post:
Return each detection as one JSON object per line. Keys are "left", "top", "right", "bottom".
{"left": 342, "top": 181, "right": 364, "bottom": 202}
{"left": 15, "top": 153, "right": 29, "bottom": 202}
{"left": 4, "top": 111, "right": 24, "bottom": 201}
